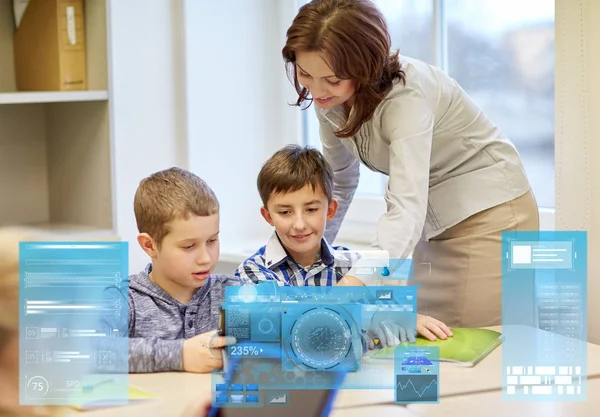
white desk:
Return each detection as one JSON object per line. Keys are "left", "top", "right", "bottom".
{"left": 80, "top": 373, "right": 211, "bottom": 417}
{"left": 407, "top": 378, "right": 600, "bottom": 417}
{"left": 335, "top": 325, "right": 600, "bottom": 408}
{"left": 330, "top": 405, "right": 419, "bottom": 417}
{"left": 80, "top": 326, "right": 600, "bottom": 416}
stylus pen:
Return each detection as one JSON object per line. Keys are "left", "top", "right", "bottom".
{"left": 218, "top": 308, "right": 231, "bottom": 374}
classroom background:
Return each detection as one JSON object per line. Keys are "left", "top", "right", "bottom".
{"left": 0, "top": 0, "right": 597, "bottom": 341}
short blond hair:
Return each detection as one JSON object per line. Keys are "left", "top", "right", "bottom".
{"left": 134, "top": 168, "right": 219, "bottom": 246}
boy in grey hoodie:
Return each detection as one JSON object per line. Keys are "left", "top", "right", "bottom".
{"left": 104, "top": 168, "right": 246, "bottom": 373}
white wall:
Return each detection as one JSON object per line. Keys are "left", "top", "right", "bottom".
{"left": 183, "top": 0, "right": 300, "bottom": 267}
{"left": 108, "top": 0, "right": 300, "bottom": 273}
{"left": 555, "top": 0, "right": 599, "bottom": 344}
{"left": 108, "top": 0, "right": 187, "bottom": 272}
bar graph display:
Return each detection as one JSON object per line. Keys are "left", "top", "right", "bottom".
{"left": 19, "top": 242, "right": 129, "bottom": 406}
{"left": 502, "top": 231, "right": 587, "bottom": 402}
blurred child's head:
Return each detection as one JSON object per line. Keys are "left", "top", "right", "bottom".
{"left": 258, "top": 145, "right": 338, "bottom": 265}
{"left": 0, "top": 227, "right": 60, "bottom": 417}
{"left": 282, "top": 0, "right": 405, "bottom": 137}
{"left": 134, "top": 168, "right": 220, "bottom": 290}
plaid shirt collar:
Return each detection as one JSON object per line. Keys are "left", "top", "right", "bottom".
{"left": 264, "top": 231, "right": 338, "bottom": 270}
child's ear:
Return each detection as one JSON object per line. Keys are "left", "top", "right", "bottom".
{"left": 260, "top": 206, "right": 274, "bottom": 226}
{"left": 137, "top": 233, "right": 159, "bottom": 258}
{"left": 326, "top": 199, "right": 339, "bottom": 221}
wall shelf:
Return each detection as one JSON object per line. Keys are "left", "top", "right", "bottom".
{"left": 0, "top": 0, "right": 116, "bottom": 239}
{"left": 7, "top": 222, "right": 119, "bottom": 240}
{"left": 0, "top": 90, "right": 108, "bottom": 105}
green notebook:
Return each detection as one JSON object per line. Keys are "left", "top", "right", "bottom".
{"left": 367, "top": 328, "right": 503, "bottom": 367}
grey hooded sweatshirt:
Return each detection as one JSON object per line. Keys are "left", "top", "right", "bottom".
{"left": 102, "top": 263, "right": 247, "bottom": 373}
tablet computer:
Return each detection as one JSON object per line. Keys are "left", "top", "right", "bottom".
{"left": 207, "top": 386, "right": 340, "bottom": 417}
{"left": 217, "top": 308, "right": 230, "bottom": 372}
{"left": 208, "top": 342, "right": 345, "bottom": 417}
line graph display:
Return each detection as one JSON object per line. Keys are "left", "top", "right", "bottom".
{"left": 394, "top": 345, "right": 440, "bottom": 404}
{"left": 395, "top": 375, "right": 439, "bottom": 403}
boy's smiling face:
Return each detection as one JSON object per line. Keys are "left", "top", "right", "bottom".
{"left": 261, "top": 184, "right": 338, "bottom": 267}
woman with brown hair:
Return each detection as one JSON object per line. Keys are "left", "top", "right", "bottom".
{"left": 282, "top": 0, "right": 539, "bottom": 340}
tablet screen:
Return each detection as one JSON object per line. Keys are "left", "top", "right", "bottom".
{"left": 210, "top": 354, "right": 344, "bottom": 417}
{"left": 215, "top": 389, "right": 337, "bottom": 417}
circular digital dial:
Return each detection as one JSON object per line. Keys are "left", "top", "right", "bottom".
{"left": 26, "top": 376, "right": 50, "bottom": 398}
{"left": 258, "top": 318, "right": 274, "bottom": 334}
{"left": 290, "top": 308, "right": 352, "bottom": 369}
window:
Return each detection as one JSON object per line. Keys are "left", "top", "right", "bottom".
{"left": 444, "top": 0, "right": 554, "bottom": 208}
{"left": 299, "top": 0, "right": 555, "bottom": 237}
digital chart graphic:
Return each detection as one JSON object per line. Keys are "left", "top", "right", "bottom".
{"left": 502, "top": 231, "right": 588, "bottom": 402}
{"left": 394, "top": 346, "right": 440, "bottom": 404}
{"left": 19, "top": 242, "right": 129, "bottom": 406}
{"left": 395, "top": 375, "right": 439, "bottom": 403}
{"left": 282, "top": 305, "right": 362, "bottom": 372}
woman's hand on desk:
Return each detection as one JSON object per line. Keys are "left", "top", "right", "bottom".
{"left": 416, "top": 314, "right": 453, "bottom": 341}
{"left": 367, "top": 312, "right": 453, "bottom": 347}
{"left": 182, "top": 330, "right": 236, "bottom": 373}
{"left": 367, "top": 311, "right": 417, "bottom": 346}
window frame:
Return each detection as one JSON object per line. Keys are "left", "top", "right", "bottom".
{"left": 296, "top": 0, "right": 556, "bottom": 246}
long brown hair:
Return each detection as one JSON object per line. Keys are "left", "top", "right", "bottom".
{"left": 282, "top": 0, "right": 406, "bottom": 138}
